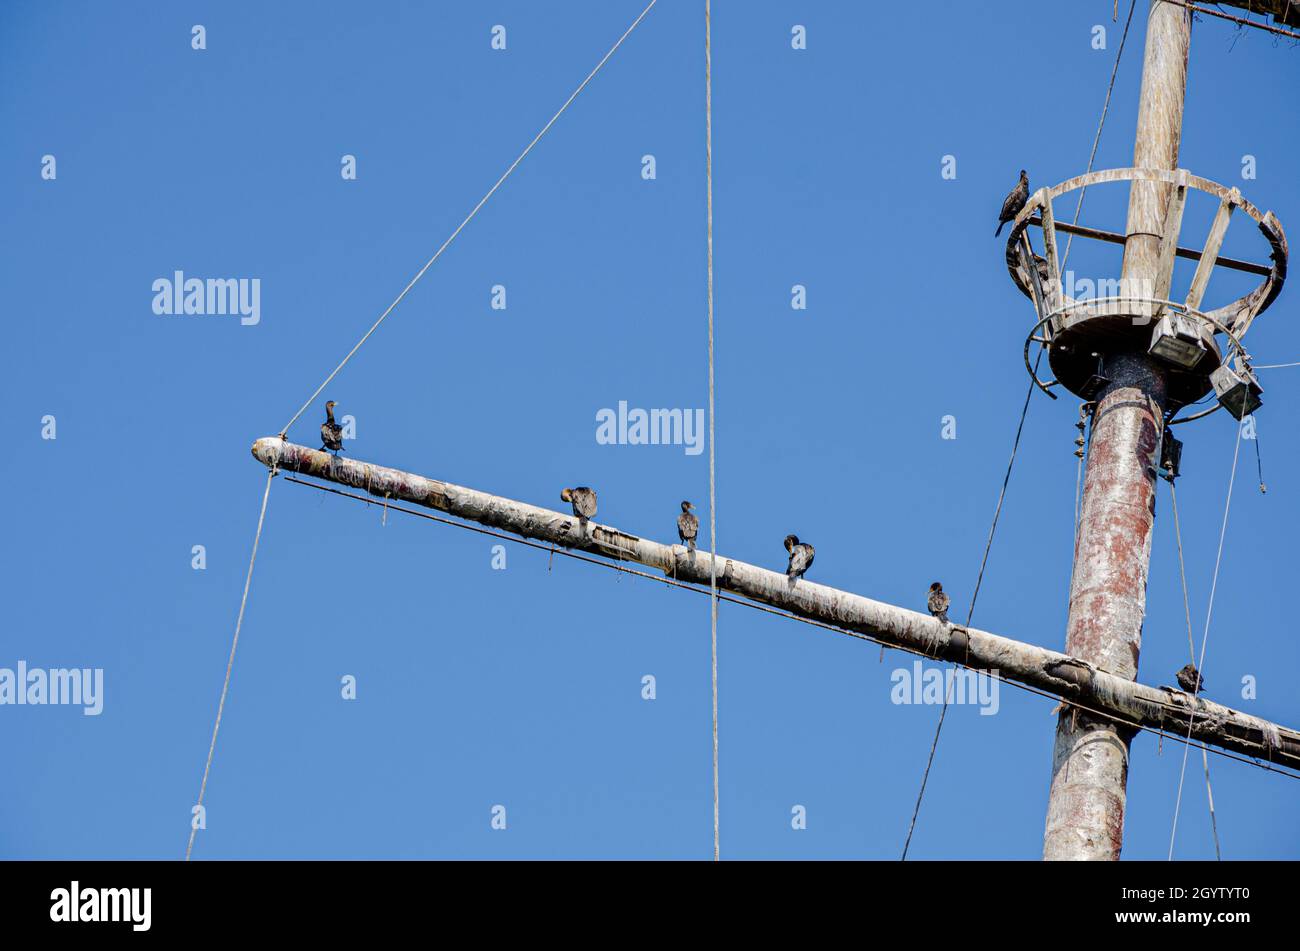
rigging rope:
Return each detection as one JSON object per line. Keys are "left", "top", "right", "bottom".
{"left": 903, "top": 4, "right": 1136, "bottom": 857}
{"left": 1168, "top": 480, "right": 1223, "bottom": 860}
{"left": 1060, "top": 0, "right": 1137, "bottom": 273}
{"left": 278, "top": 0, "right": 660, "bottom": 437}
{"left": 900, "top": 349, "right": 1042, "bottom": 860}
{"left": 704, "top": 0, "right": 720, "bottom": 864}
{"left": 1169, "top": 420, "right": 1241, "bottom": 860}
{"left": 1074, "top": 410, "right": 1087, "bottom": 538}
{"left": 1251, "top": 420, "right": 1265, "bottom": 493}
{"left": 186, "top": 468, "right": 275, "bottom": 860}
{"left": 193, "top": 2, "right": 658, "bottom": 859}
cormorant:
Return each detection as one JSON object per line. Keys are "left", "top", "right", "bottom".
{"left": 1032, "top": 253, "right": 1051, "bottom": 286}
{"left": 784, "top": 534, "right": 815, "bottom": 581}
{"left": 1176, "top": 663, "right": 1204, "bottom": 695}
{"left": 995, "top": 169, "right": 1029, "bottom": 237}
{"left": 320, "top": 400, "right": 344, "bottom": 455}
{"left": 677, "top": 501, "right": 699, "bottom": 551}
{"left": 561, "top": 486, "right": 598, "bottom": 524}
{"left": 927, "top": 582, "right": 950, "bottom": 624}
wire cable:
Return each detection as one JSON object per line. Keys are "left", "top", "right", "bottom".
{"left": 278, "top": 0, "right": 660, "bottom": 437}
{"left": 186, "top": 469, "right": 275, "bottom": 860}
{"left": 704, "top": 0, "right": 720, "bottom": 864}
{"left": 1251, "top": 419, "right": 1266, "bottom": 493}
{"left": 1060, "top": 0, "right": 1138, "bottom": 273}
{"left": 901, "top": 349, "right": 1042, "bottom": 860}
{"left": 1168, "top": 480, "right": 1223, "bottom": 860}
{"left": 903, "top": 4, "right": 1137, "bottom": 855}
{"left": 1169, "top": 420, "right": 1241, "bottom": 860}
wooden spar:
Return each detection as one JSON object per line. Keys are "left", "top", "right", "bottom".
{"left": 251, "top": 436, "right": 1300, "bottom": 772}
{"left": 1025, "top": 216, "right": 1271, "bottom": 278}
{"left": 1024, "top": 213, "right": 1268, "bottom": 276}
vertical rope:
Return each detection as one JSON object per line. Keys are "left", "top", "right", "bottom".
{"left": 1074, "top": 443, "right": 1085, "bottom": 536}
{"left": 1251, "top": 418, "right": 1266, "bottom": 493}
{"left": 186, "top": 468, "right": 275, "bottom": 860}
{"left": 704, "top": 0, "right": 719, "bottom": 864}
{"left": 1073, "top": 403, "right": 1090, "bottom": 541}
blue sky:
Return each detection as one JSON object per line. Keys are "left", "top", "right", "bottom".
{"left": 1, "top": 0, "right": 1297, "bottom": 860}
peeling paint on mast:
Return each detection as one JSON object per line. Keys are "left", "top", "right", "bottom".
{"left": 1043, "top": 0, "right": 1192, "bottom": 861}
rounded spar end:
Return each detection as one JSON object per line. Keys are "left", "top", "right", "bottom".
{"left": 251, "top": 435, "right": 286, "bottom": 469}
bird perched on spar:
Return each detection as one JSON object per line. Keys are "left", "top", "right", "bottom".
{"left": 561, "top": 486, "right": 598, "bottom": 535}
{"left": 784, "top": 534, "right": 815, "bottom": 582}
{"left": 926, "top": 582, "right": 951, "bottom": 625}
{"left": 995, "top": 169, "right": 1029, "bottom": 237}
{"left": 1176, "top": 663, "right": 1204, "bottom": 695}
{"left": 677, "top": 501, "right": 699, "bottom": 551}
{"left": 320, "top": 400, "right": 345, "bottom": 456}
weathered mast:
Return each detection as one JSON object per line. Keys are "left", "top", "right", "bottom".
{"left": 1042, "top": 0, "right": 1192, "bottom": 862}
{"left": 1006, "top": 0, "right": 1288, "bottom": 859}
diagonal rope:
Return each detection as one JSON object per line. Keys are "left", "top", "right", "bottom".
{"left": 1169, "top": 481, "right": 1197, "bottom": 692}
{"left": 900, "top": 350, "right": 1041, "bottom": 860}
{"left": 901, "top": 5, "right": 1136, "bottom": 856}
{"left": 704, "top": 0, "right": 719, "bottom": 864}
{"left": 1060, "top": 0, "right": 1137, "bottom": 273}
{"left": 278, "top": 0, "right": 660, "bottom": 437}
{"left": 186, "top": 468, "right": 275, "bottom": 860}
{"left": 1168, "top": 479, "right": 1222, "bottom": 860}
{"left": 1169, "top": 420, "right": 1241, "bottom": 860}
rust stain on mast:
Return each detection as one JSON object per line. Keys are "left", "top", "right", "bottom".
{"left": 1044, "top": 357, "right": 1167, "bottom": 861}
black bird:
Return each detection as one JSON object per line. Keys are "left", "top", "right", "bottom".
{"left": 1176, "top": 663, "right": 1204, "bottom": 695}
{"left": 561, "top": 486, "right": 598, "bottom": 524}
{"left": 320, "top": 400, "right": 344, "bottom": 455}
{"left": 1032, "top": 253, "right": 1052, "bottom": 286}
{"left": 927, "top": 581, "right": 950, "bottom": 624}
{"left": 784, "top": 534, "right": 815, "bottom": 581}
{"left": 995, "top": 169, "right": 1029, "bottom": 237}
{"left": 677, "top": 501, "right": 699, "bottom": 551}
